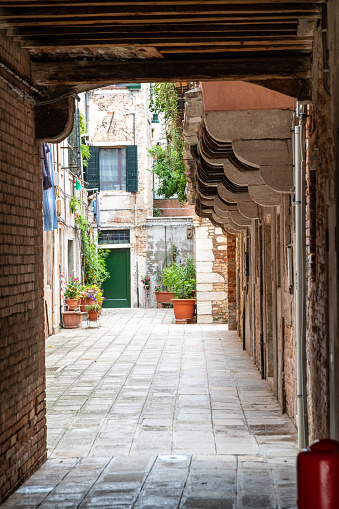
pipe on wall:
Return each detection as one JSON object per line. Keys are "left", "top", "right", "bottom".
{"left": 295, "top": 117, "right": 307, "bottom": 450}
{"left": 259, "top": 223, "right": 265, "bottom": 380}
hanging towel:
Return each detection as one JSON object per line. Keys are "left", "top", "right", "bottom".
{"left": 43, "top": 144, "right": 58, "bottom": 231}
{"left": 95, "top": 191, "right": 101, "bottom": 229}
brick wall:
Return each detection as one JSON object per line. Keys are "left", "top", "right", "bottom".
{"left": 0, "top": 33, "right": 46, "bottom": 502}
{"left": 304, "top": 24, "right": 333, "bottom": 442}
{"left": 154, "top": 198, "right": 192, "bottom": 217}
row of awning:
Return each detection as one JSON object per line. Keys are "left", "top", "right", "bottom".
{"left": 183, "top": 83, "right": 295, "bottom": 233}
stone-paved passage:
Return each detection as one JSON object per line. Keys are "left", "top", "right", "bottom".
{"left": 2, "top": 309, "right": 298, "bottom": 508}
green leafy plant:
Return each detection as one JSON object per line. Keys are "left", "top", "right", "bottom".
{"left": 70, "top": 196, "right": 80, "bottom": 213}
{"left": 149, "top": 83, "right": 187, "bottom": 203}
{"left": 162, "top": 257, "right": 196, "bottom": 299}
{"left": 85, "top": 303, "right": 101, "bottom": 312}
{"left": 79, "top": 111, "right": 91, "bottom": 167}
{"left": 71, "top": 201, "right": 110, "bottom": 285}
{"left": 171, "top": 243, "right": 178, "bottom": 262}
{"left": 153, "top": 203, "right": 162, "bottom": 217}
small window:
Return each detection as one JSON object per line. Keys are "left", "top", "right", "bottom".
{"left": 99, "top": 148, "right": 126, "bottom": 191}
{"left": 86, "top": 145, "right": 138, "bottom": 192}
{"left": 98, "top": 230, "right": 130, "bottom": 244}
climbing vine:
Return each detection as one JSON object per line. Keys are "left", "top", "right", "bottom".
{"left": 71, "top": 198, "right": 110, "bottom": 285}
{"left": 79, "top": 111, "right": 91, "bottom": 167}
{"left": 149, "top": 83, "right": 187, "bottom": 203}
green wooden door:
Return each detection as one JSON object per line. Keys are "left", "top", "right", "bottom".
{"left": 102, "top": 249, "right": 131, "bottom": 308}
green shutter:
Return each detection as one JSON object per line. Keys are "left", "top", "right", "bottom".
{"left": 68, "top": 108, "right": 81, "bottom": 175}
{"left": 85, "top": 146, "right": 100, "bottom": 191}
{"left": 126, "top": 145, "right": 138, "bottom": 192}
{"left": 126, "top": 83, "right": 141, "bottom": 90}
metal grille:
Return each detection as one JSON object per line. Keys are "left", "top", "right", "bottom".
{"left": 98, "top": 230, "right": 130, "bottom": 244}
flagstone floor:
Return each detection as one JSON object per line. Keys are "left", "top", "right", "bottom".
{"left": 2, "top": 309, "right": 298, "bottom": 508}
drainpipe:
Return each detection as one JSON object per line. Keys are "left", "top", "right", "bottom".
{"left": 136, "top": 260, "right": 140, "bottom": 308}
{"left": 295, "top": 117, "right": 306, "bottom": 450}
{"left": 85, "top": 92, "right": 89, "bottom": 133}
{"left": 259, "top": 224, "right": 265, "bottom": 379}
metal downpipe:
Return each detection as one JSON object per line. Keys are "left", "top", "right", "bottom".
{"left": 295, "top": 123, "right": 306, "bottom": 450}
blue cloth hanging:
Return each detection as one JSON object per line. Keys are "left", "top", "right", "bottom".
{"left": 42, "top": 144, "right": 58, "bottom": 231}
{"left": 95, "top": 191, "right": 101, "bottom": 229}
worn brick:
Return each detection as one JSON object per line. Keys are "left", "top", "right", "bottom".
{"left": 0, "top": 31, "right": 46, "bottom": 503}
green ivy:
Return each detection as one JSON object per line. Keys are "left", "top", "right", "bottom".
{"left": 153, "top": 203, "right": 162, "bottom": 217}
{"left": 72, "top": 200, "right": 110, "bottom": 285}
{"left": 79, "top": 111, "right": 91, "bottom": 167}
{"left": 149, "top": 83, "right": 187, "bottom": 203}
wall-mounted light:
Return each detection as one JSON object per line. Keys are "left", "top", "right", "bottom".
{"left": 152, "top": 113, "right": 159, "bottom": 123}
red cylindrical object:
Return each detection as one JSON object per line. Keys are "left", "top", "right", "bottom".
{"left": 297, "top": 439, "right": 339, "bottom": 508}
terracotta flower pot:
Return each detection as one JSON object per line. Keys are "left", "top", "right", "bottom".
{"left": 155, "top": 291, "right": 176, "bottom": 303}
{"left": 79, "top": 297, "right": 94, "bottom": 312}
{"left": 62, "top": 311, "right": 83, "bottom": 328}
{"left": 171, "top": 299, "right": 196, "bottom": 320}
{"left": 65, "top": 298, "right": 79, "bottom": 311}
{"left": 88, "top": 310, "right": 99, "bottom": 321}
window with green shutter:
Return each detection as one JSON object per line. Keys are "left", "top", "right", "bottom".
{"left": 84, "top": 145, "right": 137, "bottom": 192}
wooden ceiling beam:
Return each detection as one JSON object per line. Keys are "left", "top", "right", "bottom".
{"left": 16, "top": 32, "right": 307, "bottom": 44}
{"left": 0, "top": 4, "right": 321, "bottom": 18}
{"left": 0, "top": 0, "right": 325, "bottom": 6}
{"left": 19, "top": 36, "right": 313, "bottom": 49}
{"left": 0, "top": 13, "right": 320, "bottom": 29}
{"left": 160, "top": 44, "right": 312, "bottom": 52}
{"left": 31, "top": 54, "right": 311, "bottom": 85}
{"left": 8, "top": 22, "right": 299, "bottom": 37}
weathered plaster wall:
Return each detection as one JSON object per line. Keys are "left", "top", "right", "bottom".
{"left": 146, "top": 217, "right": 194, "bottom": 308}
{"left": 43, "top": 142, "right": 85, "bottom": 337}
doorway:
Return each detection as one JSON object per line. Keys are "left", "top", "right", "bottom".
{"left": 102, "top": 248, "right": 131, "bottom": 308}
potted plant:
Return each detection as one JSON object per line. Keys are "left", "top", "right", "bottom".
{"left": 64, "top": 274, "right": 81, "bottom": 310}
{"left": 163, "top": 257, "right": 196, "bottom": 320}
{"left": 141, "top": 275, "right": 151, "bottom": 290}
{"left": 86, "top": 302, "right": 101, "bottom": 321}
{"left": 154, "top": 284, "right": 175, "bottom": 304}
{"left": 96, "top": 290, "right": 106, "bottom": 313}
{"left": 62, "top": 311, "right": 83, "bottom": 329}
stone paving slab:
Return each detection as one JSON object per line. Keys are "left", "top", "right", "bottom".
{"left": 2, "top": 309, "right": 298, "bottom": 508}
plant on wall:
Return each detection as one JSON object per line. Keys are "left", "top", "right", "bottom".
{"left": 71, "top": 198, "right": 109, "bottom": 285}
{"left": 149, "top": 83, "right": 187, "bottom": 203}
{"left": 79, "top": 111, "right": 91, "bottom": 167}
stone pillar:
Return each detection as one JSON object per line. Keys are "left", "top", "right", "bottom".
{"left": 195, "top": 219, "right": 227, "bottom": 323}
